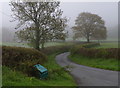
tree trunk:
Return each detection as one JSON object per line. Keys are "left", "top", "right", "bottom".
{"left": 87, "top": 38, "right": 90, "bottom": 43}
{"left": 87, "top": 35, "right": 90, "bottom": 43}
{"left": 98, "top": 40, "right": 100, "bottom": 43}
{"left": 41, "top": 42, "right": 44, "bottom": 49}
{"left": 41, "top": 30, "right": 45, "bottom": 49}
{"left": 35, "top": 41, "right": 40, "bottom": 50}
{"left": 86, "top": 33, "right": 90, "bottom": 43}
{"left": 35, "top": 30, "right": 40, "bottom": 50}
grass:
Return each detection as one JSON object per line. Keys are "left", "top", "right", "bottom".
{"left": 95, "top": 42, "right": 118, "bottom": 48}
{"left": 0, "top": 65, "right": 1, "bottom": 87}
{"left": 69, "top": 55, "right": 119, "bottom": 71}
{"left": 2, "top": 53, "right": 76, "bottom": 86}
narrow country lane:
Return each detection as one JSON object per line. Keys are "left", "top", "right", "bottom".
{"left": 55, "top": 52, "right": 118, "bottom": 86}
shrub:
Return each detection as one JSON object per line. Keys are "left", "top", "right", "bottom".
{"left": 41, "top": 45, "right": 73, "bottom": 55}
{"left": 2, "top": 46, "right": 47, "bottom": 75}
{"left": 82, "top": 42, "right": 100, "bottom": 48}
{"left": 2, "top": 45, "right": 73, "bottom": 75}
{"left": 71, "top": 43, "right": 100, "bottom": 55}
{"left": 71, "top": 43, "right": 119, "bottom": 60}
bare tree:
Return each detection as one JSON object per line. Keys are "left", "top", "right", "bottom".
{"left": 72, "top": 12, "right": 107, "bottom": 43}
{"left": 10, "top": 1, "right": 67, "bottom": 50}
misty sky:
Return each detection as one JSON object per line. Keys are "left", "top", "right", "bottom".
{"left": 0, "top": 1, "right": 118, "bottom": 41}
{"left": 0, "top": 2, "right": 118, "bottom": 29}
{"left": 60, "top": 2, "right": 118, "bottom": 28}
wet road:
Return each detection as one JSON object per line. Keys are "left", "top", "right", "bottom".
{"left": 55, "top": 52, "right": 118, "bottom": 86}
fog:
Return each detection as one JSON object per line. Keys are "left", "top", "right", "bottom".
{"left": 0, "top": 1, "right": 118, "bottom": 42}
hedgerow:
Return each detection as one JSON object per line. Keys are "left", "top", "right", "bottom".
{"left": 2, "top": 45, "right": 73, "bottom": 76}
{"left": 41, "top": 45, "right": 73, "bottom": 55}
{"left": 71, "top": 43, "right": 119, "bottom": 59}
{"left": 2, "top": 46, "right": 47, "bottom": 75}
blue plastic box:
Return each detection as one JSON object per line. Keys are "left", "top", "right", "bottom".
{"left": 33, "top": 64, "right": 48, "bottom": 79}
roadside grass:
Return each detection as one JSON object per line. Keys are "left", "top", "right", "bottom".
{"left": 0, "top": 65, "right": 1, "bottom": 87}
{"left": 69, "top": 55, "right": 119, "bottom": 71}
{"left": 95, "top": 42, "right": 118, "bottom": 48}
{"left": 2, "top": 53, "right": 76, "bottom": 86}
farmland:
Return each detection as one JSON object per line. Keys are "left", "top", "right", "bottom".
{"left": 95, "top": 42, "right": 118, "bottom": 48}
{"left": 1, "top": 42, "right": 69, "bottom": 48}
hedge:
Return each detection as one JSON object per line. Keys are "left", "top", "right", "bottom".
{"left": 41, "top": 45, "right": 73, "bottom": 55}
{"left": 71, "top": 43, "right": 119, "bottom": 59}
{"left": 2, "top": 46, "right": 47, "bottom": 75}
{"left": 82, "top": 43, "right": 100, "bottom": 48}
{"left": 2, "top": 45, "right": 73, "bottom": 75}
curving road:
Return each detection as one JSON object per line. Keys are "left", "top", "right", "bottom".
{"left": 55, "top": 52, "right": 119, "bottom": 86}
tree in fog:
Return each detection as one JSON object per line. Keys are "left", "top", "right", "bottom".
{"left": 11, "top": 1, "right": 67, "bottom": 50}
{"left": 91, "top": 27, "right": 107, "bottom": 43}
{"left": 72, "top": 12, "right": 107, "bottom": 42}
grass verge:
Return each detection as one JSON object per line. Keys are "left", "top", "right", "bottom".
{"left": 2, "top": 53, "right": 76, "bottom": 86}
{"left": 69, "top": 55, "right": 119, "bottom": 71}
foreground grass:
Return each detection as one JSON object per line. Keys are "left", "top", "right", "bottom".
{"left": 69, "top": 55, "right": 119, "bottom": 71}
{"left": 0, "top": 65, "right": 1, "bottom": 87}
{"left": 95, "top": 42, "right": 118, "bottom": 48}
{"left": 3, "top": 53, "right": 76, "bottom": 86}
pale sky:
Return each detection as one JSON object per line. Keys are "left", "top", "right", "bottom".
{"left": 0, "top": 2, "right": 118, "bottom": 29}
{"left": 60, "top": 2, "right": 118, "bottom": 28}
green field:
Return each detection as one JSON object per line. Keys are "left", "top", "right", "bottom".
{"left": 3, "top": 53, "right": 76, "bottom": 86}
{"left": 69, "top": 55, "right": 119, "bottom": 71}
{"left": 1, "top": 42, "right": 68, "bottom": 48}
{"left": 95, "top": 42, "right": 118, "bottom": 48}
{"left": 1, "top": 42, "right": 29, "bottom": 47}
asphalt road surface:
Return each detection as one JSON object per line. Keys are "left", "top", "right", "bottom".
{"left": 55, "top": 52, "right": 119, "bottom": 86}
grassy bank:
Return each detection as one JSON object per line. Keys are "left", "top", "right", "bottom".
{"left": 69, "top": 55, "right": 119, "bottom": 71}
{"left": 3, "top": 53, "right": 76, "bottom": 86}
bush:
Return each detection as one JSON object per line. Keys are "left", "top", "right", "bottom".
{"left": 82, "top": 42, "right": 100, "bottom": 48}
{"left": 71, "top": 43, "right": 119, "bottom": 59}
{"left": 2, "top": 46, "right": 47, "bottom": 75}
{"left": 41, "top": 45, "right": 73, "bottom": 55}
{"left": 2, "top": 45, "right": 73, "bottom": 76}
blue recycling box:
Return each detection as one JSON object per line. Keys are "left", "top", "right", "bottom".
{"left": 33, "top": 64, "right": 48, "bottom": 79}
